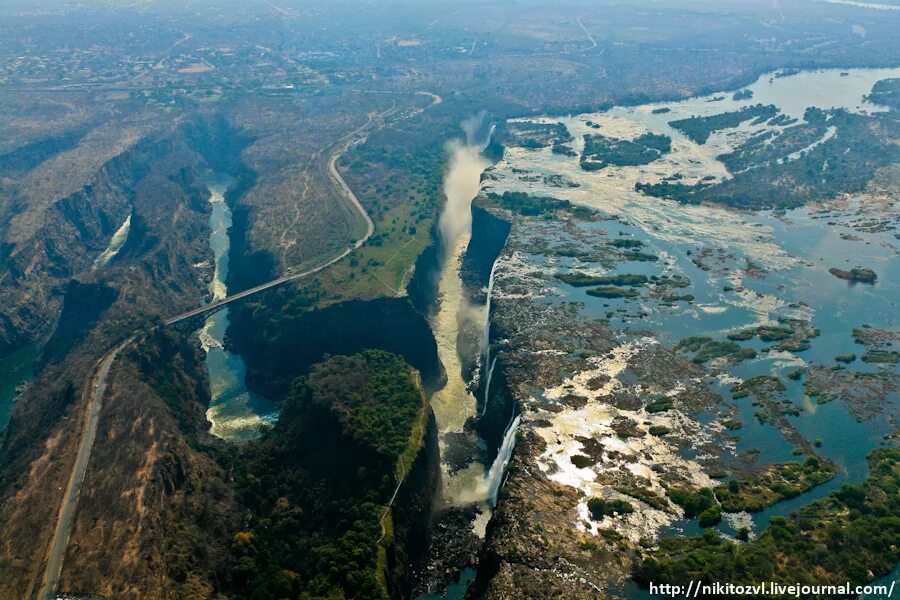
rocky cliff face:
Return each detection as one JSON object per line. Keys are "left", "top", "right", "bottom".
{"left": 0, "top": 124, "right": 211, "bottom": 358}
{"left": 228, "top": 295, "right": 445, "bottom": 399}
{"left": 463, "top": 204, "right": 641, "bottom": 598}
{"left": 460, "top": 204, "right": 511, "bottom": 304}
{"left": 0, "top": 119, "right": 220, "bottom": 598}
{"left": 0, "top": 107, "right": 448, "bottom": 598}
{"left": 463, "top": 198, "right": 736, "bottom": 598}
{"left": 387, "top": 410, "right": 441, "bottom": 598}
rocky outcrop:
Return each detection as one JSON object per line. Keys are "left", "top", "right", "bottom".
{"left": 461, "top": 204, "right": 511, "bottom": 304}
{"left": 0, "top": 127, "right": 211, "bottom": 359}
{"left": 459, "top": 194, "right": 750, "bottom": 599}
{"left": 469, "top": 433, "right": 634, "bottom": 600}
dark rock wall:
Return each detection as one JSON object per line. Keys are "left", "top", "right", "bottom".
{"left": 229, "top": 296, "right": 445, "bottom": 399}
{"left": 388, "top": 410, "right": 441, "bottom": 598}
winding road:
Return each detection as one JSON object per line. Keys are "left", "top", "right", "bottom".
{"left": 168, "top": 90, "right": 440, "bottom": 325}
{"left": 36, "top": 88, "right": 443, "bottom": 599}
{"left": 165, "top": 134, "right": 374, "bottom": 326}
{"left": 34, "top": 95, "right": 397, "bottom": 599}
{"left": 37, "top": 89, "right": 443, "bottom": 600}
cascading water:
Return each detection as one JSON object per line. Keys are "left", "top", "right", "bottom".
{"left": 428, "top": 117, "right": 521, "bottom": 510}
{"left": 428, "top": 118, "right": 502, "bottom": 506}
{"left": 485, "top": 414, "right": 520, "bottom": 506}
{"left": 418, "top": 118, "right": 518, "bottom": 599}
{"left": 479, "top": 255, "right": 500, "bottom": 416}
{"left": 92, "top": 212, "right": 132, "bottom": 270}
{"left": 201, "top": 174, "right": 278, "bottom": 442}
{"left": 479, "top": 356, "right": 497, "bottom": 417}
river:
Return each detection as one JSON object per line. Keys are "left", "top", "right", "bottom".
{"left": 0, "top": 341, "right": 41, "bottom": 432}
{"left": 92, "top": 212, "right": 132, "bottom": 270}
{"left": 200, "top": 174, "right": 278, "bottom": 442}
{"left": 482, "top": 66, "right": 898, "bottom": 598}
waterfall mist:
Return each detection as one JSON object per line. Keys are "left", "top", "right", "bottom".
{"left": 429, "top": 115, "right": 504, "bottom": 508}
{"left": 461, "top": 110, "right": 487, "bottom": 146}
{"left": 438, "top": 140, "right": 491, "bottom": 255}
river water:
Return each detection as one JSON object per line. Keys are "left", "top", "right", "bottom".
{"left": 200, "top": 174, "right": 278, "bottom": 442}
{"left": 478, "top": 66, "right": 898, "bottom": 597}
{"left": 92, "top": 212, "right": 132, "bottom": 270}
{"left": 430, "top": 138, "right": 495, "bottom": 505}
{"left": 0, "top": 342, "right": 41, "bottom": 432}
{"left": 495, "top": 68, "right": 899, "bottom": 517}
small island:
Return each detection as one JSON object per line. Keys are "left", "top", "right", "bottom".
{"left": 829, "top": 267, "right": 877, "bottom": 283}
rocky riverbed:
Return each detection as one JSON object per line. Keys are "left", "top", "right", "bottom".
{"left": 464, "top": 67, "right": 900, "bottom": 598}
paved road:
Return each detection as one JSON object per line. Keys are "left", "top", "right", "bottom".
{"left": 164, "top": 91, "right": 441, "bottom": 326}
{"left": 36, "top": 338, "right": 132, "bottom": 600}
{"left": 35, "top": 130, "right": 371, "bottom": 600}
{"left": 165, "top": 132, "right": 374, "bottom": 326}
{"left": 37, "top": 89, "right": 438, "bottom": 599}
{"left": 36, "top": 112, "right": 379, "bottom": 599}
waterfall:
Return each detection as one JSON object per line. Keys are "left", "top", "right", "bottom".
{"left": 478, "top": 123, "right": 497, "bottom": 366}
{"left": 478, "top": 254, "right": 500, "bottom": 418}
{"left": 92, "top": 212, "right": 132, "bottom": 270}
{"left": 481, "top": 123, "right": 496, "bottom": 152}
{"left": 481, "top": 256, "right": 499, "bottom": 368}
{"left": 486, "top": 413, "right": 521, "bottom": 506}
{"left": 480, "top": 356, "right": 497, "bottom": 417}
{"left": 432, "top": 115, "right": 503, "bottom": 506}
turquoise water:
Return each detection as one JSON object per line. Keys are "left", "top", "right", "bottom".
{"left": 418, "top": 568, "right": 476, "bottom": 600}
{"left": 0, "top": 342, "right": 41, "bottom": 431}
{"left": 861, "top": 567, "right": 900, "bottom": 600}
{"left": 200, "top": 173, "right": 278, "bottom": 442}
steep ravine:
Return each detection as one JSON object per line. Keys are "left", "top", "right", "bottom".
{"left": 0, "top": 122, "right": 220, "bottom": 599}
{"left": 217, "top": 135, "right": 446, "bottom": 599}
{"left": 0, "top": 133, "right": 185, "bottom": 359}
{"left": 214, "top": 115, "right": 542, "bottom": 599}
{"left": 415, "top": 128, "right": 527, "bottom": 599}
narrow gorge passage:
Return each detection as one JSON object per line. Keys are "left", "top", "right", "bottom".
{"left": 430, "top": 131, "right": 493, "bottom": 506}
{"left": 200, "top": 174, "right": 278, "bottom": 441}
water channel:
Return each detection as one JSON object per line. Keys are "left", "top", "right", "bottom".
{"left": 200, "top": 173, "right": 278, "bottom": 442}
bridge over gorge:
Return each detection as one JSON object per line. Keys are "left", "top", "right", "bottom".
{"left": 33, "top": 90, "right": 395, "bottom": 600}
{"left": 165, "top": 242, "right": 358, "bottom": 327}
{"left": 35, "top": 90, "right": 444, "bottom": 600}
{"left": 167, "top": 105, "right": 378, "bottom": 326}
